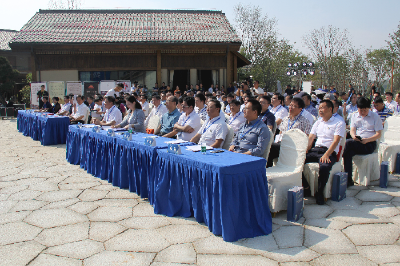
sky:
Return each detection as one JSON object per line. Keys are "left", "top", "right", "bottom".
{"left": 2, "top": 0, "right": 399, "bottom": 57}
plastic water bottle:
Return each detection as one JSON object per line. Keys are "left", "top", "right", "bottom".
{"left": 201, "top": 142, "right": 207, "bottom": 155}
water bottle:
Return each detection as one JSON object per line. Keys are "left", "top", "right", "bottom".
{"left": 201, "top": 142, "right": 207, "bottom": 155}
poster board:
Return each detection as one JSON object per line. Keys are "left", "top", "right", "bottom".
{"left": 83, "top": 81, "right": 99, "bottom": 99}
{"left": 303, "top": 81, "right": 312, "bottom": 94}
{"left": 116, "top": 80, "right": 131, "bottom": 93}
{"left": 66, "top": 82, "right": 82, "bottom": 96}
{"left": 48, "top": 81, "right": 65, "bottom": 104}
{"left": 30, "top": 82, "right": 47, "bottom": 109}
{"left": 99, "top": 81, "right": 116, "bottom": 94}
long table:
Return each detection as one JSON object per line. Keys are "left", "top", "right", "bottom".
{"left": 66, "top": 125, "right": 272, "bottom": 242}
{"left": 17, "top": 110, "right": 70, "bottom": 145}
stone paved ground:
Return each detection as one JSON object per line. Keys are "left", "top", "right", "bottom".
{"left": 1, "top": 119, "right": 400, "bottom": 266}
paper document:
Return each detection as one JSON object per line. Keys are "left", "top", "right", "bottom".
{"left": 186, "top": 145, "right": 214, "bottom": 152}
{"left": 165, "top": 139, "right": 188, "bottom": 144}
{"left": 101, "top": 126, "right": 126, "bottom": 131}
{"left": 83, "top": 124, "right": 96, "bottom": 128}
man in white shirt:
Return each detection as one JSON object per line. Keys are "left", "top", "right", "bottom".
{"left": 343, "top": 93, "right": 358, "bottom": 120}
{"left": 208, "top": 84, "right": 214, "bottom": 93}
{"left": 385, "top": 92, "right": 398, "bottom": 113}
{"left": 164, "top": 97, "right": 201, "bottom": 141}
{"left": 93, "top": 96, "right": 122, "bottom": 126}
{"left": 57, "top": 95, "right": 71, "bottom": 116}
{"left": 139, "top": 94, "right": 149, "bottom": 117}
{"left": 69, "top": 95, "right": 89, "bottom": 123}
{"left": 190, "top": 99, "right": 228, "bottom": 148}
{"left": 130, "top": 81, "right": 138, "bottom": 93}
{"left": 304, "top": 100, "right": 346, "bottom": 205}
{"left": 251, "top": 80, "right": 264, "bottom": 96}
{"left": 106, "top": 83, "right": 123, "bottom": 97}
{"left": 91, "top": 97, "right": 104, "bottom": 120}
{"left": 228, "top": 100, "right": 246, "bottom": 135}
{"left": 194, "top": 93, "right": 207, "bottom": 122}
{"left": 145, "top": 94, "right": 168, "bottom": 127}
{"left": 225, "top": 93, "right": 235, "bottom": 114}
{"left": 270, "top": 93, "right": 288, "bottom": 126}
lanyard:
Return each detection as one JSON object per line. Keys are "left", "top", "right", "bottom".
{"left": 181, "top": 114, "right": 191, "bottom": 126}
{"left": 107, "top": 106, "right": 115, "bottom": 121}
{"left": 203, "top": 117, "right": 220, "bottom": 134}
{"left": 271, "top": 105, "right": 282, "bottom": 114}
{"left": 155, "top": 105, "right": 162, "bottom": 115}
{"left": 260, "top": 111, "right": 269, "bottom": 121}
{"left": 200, "top": 106, "right": 206, "bottom": 114}
{"left": 287, "top": 110, "right": 303, "bottom": 131}
{"left": 229, "top": 111, "right": 241, "bottom": 125}
{"left": 240, "top": 119, "right": 261, "bottom": 139}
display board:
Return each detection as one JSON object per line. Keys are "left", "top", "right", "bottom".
{"left": 48, "top": 81, "right": 66, "bottom": 104}
{"left": 303, "top": 81, "right": 312, "bottom": 94}
{"left": 83, "top": 81, "right": 99, "bottom": 99}
{"left": 30, "top": 82, "right": 47, "bottom": 109}
{"left": 116, "top": 80, "right": 131, "bottom": 93}
{"left": 99, "top": 81, "right": 116, "bottom": 94}
{"left": 66, "top": 82, "right": 83, "bottom": 96}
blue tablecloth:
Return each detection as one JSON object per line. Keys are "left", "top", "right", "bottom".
{"left": 154, "top": 148, "right": 272, "bottom": 242}
{"left": 18, "top": 110, "right": 69, "bottom": 145}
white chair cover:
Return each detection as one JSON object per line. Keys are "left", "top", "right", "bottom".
{"left": 147, "top": 115, "right": 161, "bottom": 134}
{"left": 352, "top": 140, "right": 380, "bottom": 186}
{"left": 266, "top": 129, "right": 308, "bottom": 212}
{"left": 222, "top": 125, "right": 234, "bottom": 150}
{"left": 379, "top": 116, "right": 400, "bottom": 172}
{"left": 303, "top": 136, "right": 346, "bottom": 198}
{"left": 262, "top": 127, "right": 274, "bottom": 166}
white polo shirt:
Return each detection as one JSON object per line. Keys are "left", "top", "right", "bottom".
{"left": 105, "top": 88, "right": 117, "bottom": 97}
{"left": 91, "top": 103, "right": 103, "bottom": 119}
{"left": 177, "top": 111, "right": 201, "bottom": 141}
{"left": 310, "top": 115, "right": 346, "bottom": 153}
{"left": 385, "top": 100, "right": 398, "bottom": 113}
{"left": 59, "top": 102, "right": 71, "bottom": 114}
{"left": 144, "top": 104, "right": 168, "bottom": 127}
{"left": 271, "top": 104, "right": 288, "bottom": 120}
{"left": 198, "top": 116, "right": 228, "bottom": 148}
{"left": 72, "top": 103, "right": 89, "bottom": 121}
{"left": 195, "top": 105, "right": 207, "bottom": 121}
{"left": 228, "top": 111, "right": 246, "bottom": 134}
{"left": 140, "top": 101, "right": 150, "bottom": 116}
{"left": 103, "top": 105, "right": 123, "bottom": 125}
{"left": 350, "top": 110, "right": 383, "bottom": 139}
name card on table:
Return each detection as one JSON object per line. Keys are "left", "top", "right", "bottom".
{"left": 77, "top": 122, "right": 82, "bottom": 128}
{"left": 123, "top": 132, "right": 132, "bottom": 141}
{"left": 331, "top": 172, "right": 347, "bottom": 202}
{"left": 145, "top": 137, "right": 156, "bottom": 146}
{"left": 92, "top": 126, "right": 101, "bottom": 133}
{"left": 107, "top": 129, "right": 115, "bottom": 137}
{"left": 168, "top": 143, "right": 182, "bottom": 155}
{"left": 380, "top": 161, "right": 389, "bottom": 188}
{"left": 287, "top": 186, "right": 304, "bottom": 222}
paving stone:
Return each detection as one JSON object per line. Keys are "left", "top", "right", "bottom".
{"left": 326, "top": 197, "right": 362, "bottom": 210}
{"left": 197, "top": 254, "right": 278, "bottom": 266}
{"left": 84, "top": 251, "right": 155, "bottom": 266}
{"left": 357, "top": 245, "right": 400, "bottom": 264}
{"left": 89, "top": 222, "right": 126, "bottom": 242}
{"left": 29, "top": 253, "right": 83, "bottom": 266}
{"left": 280, "top": 263, "right": 311, "bottom": 266}
{"left": 343, "top": 224, "right": 400, "bottom": 245}
{"left": 272, "top": 211, "right": 306, "bottom": 226}
{"left": 0, "top": 221, "right": 42, "bottom": 245}
{"left": 356, "top": 190, "right": 393, "bottom": 201}
{"left": 8, "top": 189, "right": 43, "bottom": 201}
{"left": 195, "top": 235, "right": 262, "bottom": 256}
{"left": 96, "top": 198, "right": 139, "bottom": 207}
{"left": 24, "top": 208, "right": 88, "bottom": 228}
{"left": 45, "top": 239, "right": 104, "bottom": 259}
{"left": 347, "top": 185, "right": 368, "bottom": 190}
{"left": 29, "top": 181, "right": 59, "bottom": 192}
{"left": 327, "top": 209, "right": 390, "bottom": 224}
{"left": 10, "top": 200, "right": 47, "bottom": 211}
{"left": 304, "top": 226, "right": 357, "bottom": 254}
{"left": 62, "top": 176, "right": 96, "bottom": 183}
{"left": 36, "top": 189, "right": 82, "bottom": 201}
{"left": 106, "top": 189, "right": 139, "bottom": 199}
{"left": 105, "top": 229, "right": 170, "bottom": 252}
{"left": 0, "top": 200, "right": 17, "bottom": 214}
{"left": 35, "top": 222, "right": 89, "bottom": 246}
{"left": 390, "top": 214, "right": 400, "bottom": 225}
{"left": 345, "top": 189, "right": 360, "bottom": 197}
{"left": 155, "top": 243, "right": 196, "bottom": 264}
{"left": 165, "top": 216, "right": 199, "bottom": 225}
{"left": 132, "top": 203, "right": 159, "bottom": 217}
{"left": 13, "top": 177, "right": 47, "bottom": 186}
{"left": 68, "top": 201, "right": 99, "bottom": 214}
{"left": 304, "top": 219, "right": 351, "bottom": 230}
{"left": 120, "top": 216, "right": 171, "bottom": 229}
{"left": 88, "top": 206, "right": 132, "bottom": 222}
{"left": 0, "top": 174, "right": 31, "bottom": 181}
{"left": 310, "top": 254, "right": 377, "bottom": 266}
{"left": 59, "top": 181, "right": 101, "bottom": 190}
{"left": 0, "top": 184, "right": 28, "bottom": 194}
{"left": 236, "top": 234, "right": 279, "bottom": 253}
{"left": 0, "top": 240, "right": 45, "bottom": 266}
{"left": 0, "top": 193, "right": 9, "bottom": 201}
{"left": 272, "top": 225, "right": 304, "bottom": 248}
{"left": 303, "top": 204, "right": 334, "bottom": 219}
{"left": 157, "top": 224, "right": 212, "bottom": 244}
{"left": 358, "top": 202, "right": 400, "bottom": 218}
{"left": 40, "top": 198, "right": 81, "bottom": 210}
{"left": 262, "top": 246, "right": 320, "bottom": 262}
{"left": 91, "top": 184, "right": 119, "bottom": 191}
{"left": 78, "top": 189, "right": 109, "bottom": 201}
{"left": 0, "top": 210, "right": 31, "bottom": 224}
{"left": 46, "top": 175, "right": 69, "bottom": 183}
{"left": 0, "top": 181, "right": 15, "bottom": 189}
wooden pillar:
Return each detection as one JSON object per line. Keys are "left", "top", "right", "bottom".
{"left": 31, "top": 51, "right": 37, "bottom": 82}
{"left": 226, "top": 51, "right": 232, "bottom": 85}
{"left": 157, "top": 50, "right": 161, "bottom": 86}
{"left": 233, "top": 54, "right": 237, "bottom": 83}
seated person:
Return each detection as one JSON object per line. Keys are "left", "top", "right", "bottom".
{"left": 229, "top": 99, "right": 270, "bottom": 157}
{"left": 373, "top": 96, "right": 393, "bottom": 123}
{"left": 164, "top": 97, "right": 201, "bottom": 141}
{"left": 57, "top": 95, "right": 71, "bottom": 116}
{"left": 145, "top": 94, "right": 168, "bottom": 127}
{"left": 190, "top": 99, "right": 228, "bottom": 148}
{"left": 228, "top": 99, "right": 246, "bottom": 135}
{"left": 92, "top": 96, "right": 122, "bottom": 126}
{"left": 111, "top": 96, "right": 145, "bottom": 132}
{"left": 69, "top": 95, "right": 90, "bottom": 124}
{"left": 194, "top": 93, "right": 208, "bottom": 122}
{"left": 343, "top": 97, "right": 383, "bottom": 186}
{"left": 158, "top": 96, "right": 181, "bottom": 136}
{"left": 258, "top": 95, "right": 276, "bottom": 132}
{"left": 304, "top": 100, "right": 345, "bottom": 205}
{"left": 270, "top": 93, "right": 288, "bottom": 127}
{"left": 39, "top": 96, "right": 52, "bottom": 112}
{"left": 68, "top": 94, "right": 74, "bottom": 115}
{"left": 139, "top": 94, "right": 149, "bottom": 117}
{"left": 50, "top": 97, "right": 61, "bottom": 114}
{"left": 90, "top": 97, "right": 104, "bottom": 121}
{"left": 224, "top": 93, "right": 235, "bottom": 114}
{"left": 301, "top": 92, "right": 319, "bottom": 117}
{"left": 267, "top": 98, "right": 312, "bottom": 167}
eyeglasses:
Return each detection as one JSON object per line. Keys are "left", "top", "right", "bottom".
{"left": 182, "top": 105, "right": 190, "bottom": 108}
{"left": 289, "top": 104, "right": 299, "bottom": 108}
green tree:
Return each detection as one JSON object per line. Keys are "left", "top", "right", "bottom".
{"left": 20, "top": 73, "right": 32, "bottom": 105}
{"left": 366, "top": 48, "right": 393, "bottom": 89}
{"left": 0, "top": 56, "right": 19, "bottom": 105}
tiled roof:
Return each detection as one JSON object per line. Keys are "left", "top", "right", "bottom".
{"left": 11, "top": 9, "right": 241, "bottom": 45}
{"left": 0, "top": 30, "right": 18, "bottom": 50}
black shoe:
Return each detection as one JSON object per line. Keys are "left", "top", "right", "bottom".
{"left": 347, "top": 180, "right": 354, "bottom": 187}
{"left": 303, "top": 187, "right": 311, "bottom": 197}
{"left": 315, "top": 192, "right": 325, "bottom": 205}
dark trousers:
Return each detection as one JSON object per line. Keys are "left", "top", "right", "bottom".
{"left": 267, "top": 142, "right": 281, "bottom": 167}
{"left": 303, "top": 146, "right": 337, "bottom": 195}
{"left": 343, "top": 139, "right": 376, "bottom": 182}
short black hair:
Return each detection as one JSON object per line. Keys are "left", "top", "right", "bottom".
{"left": 64, "top": 95, "right": 70, "bottom": 100}
{"left": 208, "top": 99, "right": 221, "bottom": 111}
{"left": 332, "top": 99, "right": 341, "bottom": 108}
{"left": 105, "top": 96, "right": 115, "bottom": 104}
{"left": 52, "top": 97, "right": 59, "bottom": 101}
{"left": 374, "top": 96, "right": 384, "bottom": 104}
{"left": 76, "top": 95, "right": 85, "bottom": 100}
{"left": 43, "top": 96, "right": 48, "bottom": 100}
{"left": 357, "top": 97, "right": 371, "bottom": 109}
{"left": 41, "top": 85, "right": 45, "bottom": 88}
{"left": 88, "top": 96, "right": 94, "bottom": 100}
{"left": 169, "top": 96, "right": 178, "bottom": 105}
{"left": 385, "top": 92, "right": 393, "bottom": 97}
{"left": 94, "top": 97, "right": 102, "bottom": 103}
{"left": 320, "top": 99, "right": 334, "bottom": 112}
{"left": 230, "top": 99, "right": 241, "bottom": 106}
{"left": 248, "top": 99, "right": 262, "bottom": 116}
{"left": 374, "top": 92, "right": 381, "bottom": 96}
{"left": 195, "top": 93, "right": 206, "bottom": 103}
{"left": 227, "top": 93, "right": 235, "bottom": 98}
{"left": 184, "top": 97, "right": 195, "bottom": 108}
{"left": 117, "top": 83, "right": 124, "bottom": 88}
{"left": 152, "top": 94, "right": 161, "bottom": 100}
{"left": 292, "top": 98, "right": 305, "bottom": 109}
{"left": 302, "top": 92, "right": 312, "bottom": 101}
{"left": 273, "top": 93, "right": 284, "bottom": 105}
{"left": 260, "top": 95, "right": 271, "bottom": 105}
{"left": 178, "top": 96, "right": 184, "bottom": 104}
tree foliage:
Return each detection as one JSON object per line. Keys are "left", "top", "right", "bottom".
{"left": 366, "top": 48, "right": 394, "bottom": 89}
{"left": 0, "top": 56, "right": 19, "bottom": 104}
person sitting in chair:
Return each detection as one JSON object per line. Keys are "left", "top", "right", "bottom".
{"left": 69, "top": 95, "right": 89, "bottom": 124}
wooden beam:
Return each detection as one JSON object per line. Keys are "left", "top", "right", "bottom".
{"left": 226, "top": 51, "right": 232, "bottom": 85}
{"left": 31, "top": 51, "right": 37, "bottom": 82}
{"left": 233, "top": 54, "right": 237, "bottom": 83}
{"left": 157, "top": 50, "right": 162, "bottom": 86}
